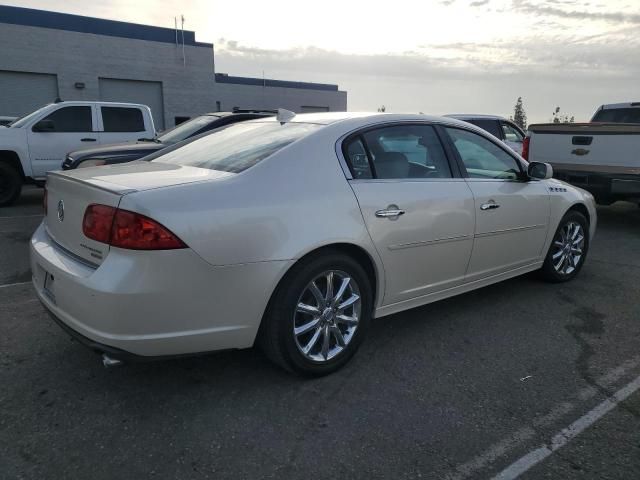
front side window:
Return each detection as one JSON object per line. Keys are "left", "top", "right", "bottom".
{"left": 501, "top": 122, "right": 524, "bottom": 143}
{"left": 102, "top": 107, "right": 144, "bottom": 132}
{"left": 344, "top": 124, "right": 452, "bottom": 180}
{"left": 154, "top": 121, "right": 321, "bottom": 173}
{"left": 36, "top": 106, "right": 92, "bottom": 132}
{"left": 445, "top": 127, "right": 522, "bottom": 180}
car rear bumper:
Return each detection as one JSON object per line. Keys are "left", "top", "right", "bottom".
{"left": 30, "top": 222, "right": 292, "bottom": 357}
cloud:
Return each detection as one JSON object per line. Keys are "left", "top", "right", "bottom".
{"left": 513, "top": 0, "right": 640, "bottom": 24}
{"left": 470, "top": 0, "right": 490, "bottom": 6}
{"left": 215, "top": 33, "right": 640, "bottom": 122}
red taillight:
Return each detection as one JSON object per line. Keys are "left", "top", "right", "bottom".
{"left": 82, "top": 204, "right": 186, "bottom": 250}
{"left": 43, "top": 187, "right": 48, "bottom": 215}
{"left": 83, "top": 204, "right": 117, "bottom": 243}
{"left": 522, "top": 136, "right": 530, "bottom": 161}
{"left": 110, "top": 209, "right": 186, "bottom": 250}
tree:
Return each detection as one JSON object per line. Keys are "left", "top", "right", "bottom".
{"left": 551, "top": 106, "right": 574, "bottom": 124}
{"left": 377, "top": 105, "right": 386, "bottom": 112}
{"left": 512, "top": 97, "right": 527, "bottom": 130}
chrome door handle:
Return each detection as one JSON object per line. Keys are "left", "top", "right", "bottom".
{"left": 375, "top": 208, "right": 406, "bottom": 218}
{"left": 480, "top": 202, "right": 500, "bottom": 211}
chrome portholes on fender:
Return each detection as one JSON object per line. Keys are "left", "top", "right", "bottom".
{"left": 293, "top": 270, "right": 361, "bottom": 363}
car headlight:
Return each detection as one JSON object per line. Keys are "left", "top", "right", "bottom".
{"left": 78, "top": 159, "right": 107, "bottom": 168}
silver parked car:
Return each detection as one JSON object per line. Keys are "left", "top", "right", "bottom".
{"left": 31, "top": 112, "right": 596, "bottom": 375}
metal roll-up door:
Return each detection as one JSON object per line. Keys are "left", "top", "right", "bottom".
{"left": 0, "top": 70, "right": 59, "bottom": 116}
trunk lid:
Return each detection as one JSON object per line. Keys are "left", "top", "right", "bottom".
{"left": 45, "top": 162, "right": 233, "bottom": 266}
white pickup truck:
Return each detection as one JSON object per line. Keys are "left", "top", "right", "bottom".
{"left": 0, "top": 101, "right": 155, "bottom": 206}
{"left": 525, "top": 102, "right": 640, "bottom": 205}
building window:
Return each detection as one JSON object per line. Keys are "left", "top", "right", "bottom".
{"left": 216, "top": 101, "right": 222, "bottom": 112}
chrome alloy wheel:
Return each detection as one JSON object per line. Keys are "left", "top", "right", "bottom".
{"left": 551, "top": 221, "right": 585, "bottom": 275}
{"left": 293, "top": 270, "right": 361, "bottom": 362}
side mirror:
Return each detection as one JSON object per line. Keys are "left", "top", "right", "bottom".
{"left": 528, "top": 161, "right": 553, "bottom": 180}
{"left": 33, "top": 119, "right": 55, "bottom": 132}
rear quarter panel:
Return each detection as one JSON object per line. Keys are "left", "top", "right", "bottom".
{"left": 117, "top": 126, "right": 381, "bottom": 270}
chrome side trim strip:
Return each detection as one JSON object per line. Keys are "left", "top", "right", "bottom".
{"left": 474, "top": 224, "right": 546, "bottom": 239}
{"left": 45, "top": 227, "right": 100, "bottom": 269}
{"left": 388, "top": 234, "right": 472, "bottom": 251}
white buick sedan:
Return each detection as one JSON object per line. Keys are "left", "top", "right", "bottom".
{"left": 31, "top": 112, "right": 596, "bottom": 375}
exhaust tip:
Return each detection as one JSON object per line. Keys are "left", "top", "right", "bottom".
{"left": 102, "top": 353, "right": 124, "bottom": 368}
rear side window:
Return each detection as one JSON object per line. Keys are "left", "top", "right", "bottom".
{"left": 154, "top": 122, "right": 321, "bottom": 173}
{"left": 592, "top": 108, "right": 640, "bottom": 124}
{"left": 344, "top": 137, "right": 373, "bottom": 179}
{"left": 343, "top": 124, "right": 452, "bottom": 180}
{"left": 467, "top": 119, "right": 502, "bottom": 139}
{"left": 38, "top": 106, "right": 92, "bottom": 132}
{"left": 102, "top": 107, "right": 145, "bottom": 132}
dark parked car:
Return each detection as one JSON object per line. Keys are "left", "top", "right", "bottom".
{"left": 445, "top": 114, "right": 525, "bottom": 155}
{"left": 62, "top": 110, "right": 275, "bottom": 169}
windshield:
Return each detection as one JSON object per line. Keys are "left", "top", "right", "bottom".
{"left": 9, "top": 104, "right": 54, "bottom": 128}
{"left": 157, "top": 115, "right": 220, "bottom": 144}
{"left": 592, "top": 108, "right": 640, "bottom": 124}
{"left": 154, "top": 121, "right": 321, "bottom": 173}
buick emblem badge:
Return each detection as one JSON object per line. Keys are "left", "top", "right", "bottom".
{"left": 57, "top": 200, "right": 65, "bottom": 222}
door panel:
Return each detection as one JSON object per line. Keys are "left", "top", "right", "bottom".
{"left": 352, "top": 180, "right": 475, "bottom": 305}
{"left": 442, "top": 125, "right": 550, "bottom": 281}
{"left": 465, "top": 180, "right": 550, "bottom": 281}
{"left": 27, "top": 105, "right": 98, "bottom": 177}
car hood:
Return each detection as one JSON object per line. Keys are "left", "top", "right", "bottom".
{"left": 54, "top": 160, "right": 234, "bottom": 193}
{"left": 67, "top": 141, "right": 165, "bottom": 160}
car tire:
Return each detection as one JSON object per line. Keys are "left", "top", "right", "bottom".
{"left": 540, "top": 210, "right": 589, "bottom": 283}
{"left": 259, "top": 250, "right": 373, "bottom": 376}
{"left": 0, "top": 163, "right": 22, "bottom": 207}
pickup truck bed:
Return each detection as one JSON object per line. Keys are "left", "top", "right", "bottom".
{"left": 527, "top": 122, "right": 640, "bottom": 205}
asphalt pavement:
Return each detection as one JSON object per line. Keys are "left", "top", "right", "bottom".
{"left": 1, "top": 187, "right": 639, "bottom": 479}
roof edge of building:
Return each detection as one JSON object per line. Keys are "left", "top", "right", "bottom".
{"left": 215, "top": 73, "right": 338, "bottom": 92}
{"left": 0, "top": 5, "right": 213, "bottom": 48}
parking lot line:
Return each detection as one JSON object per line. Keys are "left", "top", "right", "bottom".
{"left": 492, "top": 373, "right": 640, "bottom": 480}
{"left": 446, "top": 355, "right": 640, "bottom": 480}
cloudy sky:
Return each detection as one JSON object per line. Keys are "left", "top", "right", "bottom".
{"left": 5, "top": 0, "right": 640, "bottom": 122}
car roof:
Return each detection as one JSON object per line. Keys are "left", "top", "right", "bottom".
{"left": 599, "top": 102, "right": 640, "bottom": 110}
{"left": 445, "top": 114, "right": 509, "bottom": 121}
{"left": 251, "top": 111, "right": 470, "bottom": 126}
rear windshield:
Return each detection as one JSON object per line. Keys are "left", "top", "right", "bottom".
{"left": 157, "top": 115, "right": 219, "bottom": 144}
{"left": 592, "top": 108, "right": 640, "bottom": 124}
{"left": 153, "top": 121, "right": 321, "bottom": 173}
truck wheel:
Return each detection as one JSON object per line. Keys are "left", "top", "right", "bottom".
{"left": 0, "top": 163, "right": 22, "bottom": 207}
